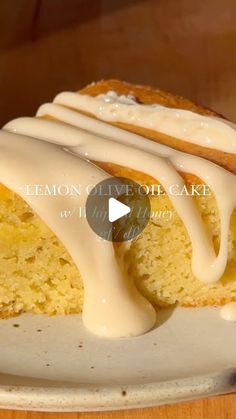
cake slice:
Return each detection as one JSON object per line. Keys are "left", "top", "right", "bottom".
{"left": 0, "top": 79, "right": 235, "bottom": 321}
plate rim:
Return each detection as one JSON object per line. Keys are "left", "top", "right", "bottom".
{"left": 0, "top": 368, "right": 236, "bottom": 412}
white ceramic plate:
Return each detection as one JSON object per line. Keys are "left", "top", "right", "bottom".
{"left": 0, "top": 307, "right": 235, "bottom": 412}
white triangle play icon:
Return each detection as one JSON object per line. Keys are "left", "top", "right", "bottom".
{"left": 108, "top": 197, "right": 131, "bottom": 223}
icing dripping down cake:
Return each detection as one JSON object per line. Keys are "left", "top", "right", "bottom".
{"left": 0, "top": 79, "right": 235, "bottom": 337}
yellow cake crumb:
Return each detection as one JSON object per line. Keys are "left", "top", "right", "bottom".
{"left": 0, "top": 183, "right": 235, "bottom": 318}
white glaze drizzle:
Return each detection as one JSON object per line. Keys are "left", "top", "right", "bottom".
{"left": 0, "top": 129, "right": 156, "bottom": 338}
{"left": 5, "top": 115, "right": 236, "bottom": 284}
{"left": 53, "top": 91, "right": 236, "bottom": 154}
{"left": 2, "top": 90, "right": 236, "bottom": 335}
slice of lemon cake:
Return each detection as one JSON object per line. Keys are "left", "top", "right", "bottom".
{"left": 0, "top": 79, "right": 235, "bottom": 337}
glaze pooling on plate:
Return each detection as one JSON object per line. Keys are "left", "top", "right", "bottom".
{"left": 3, "top": 90, "right": 236, "bottom": 337}
{"left": 1, "top": 308, "right": 236, "bottom": 411}
{"left": 220, "top": 302, "right": 236, "bottom": 321}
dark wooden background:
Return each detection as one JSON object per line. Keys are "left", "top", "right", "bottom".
{"left": 1, "top": 0, "right": 236, "bottom": 126}
{"left": 0, "top": 0, "right": 236, "bottom": 417}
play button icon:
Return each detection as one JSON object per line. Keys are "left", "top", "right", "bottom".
{"left": 108, "top": 198, "right": 131, "bottom": 222}
{"left": 85, "top": 177, "right": 151, "bottom": 242}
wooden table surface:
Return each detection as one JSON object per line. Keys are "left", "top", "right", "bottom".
{"left": 1, "top": 1, "right": 236, "bottom": 418}
{"left": 0, "top": 393, "right": 236, "bottom": 419}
